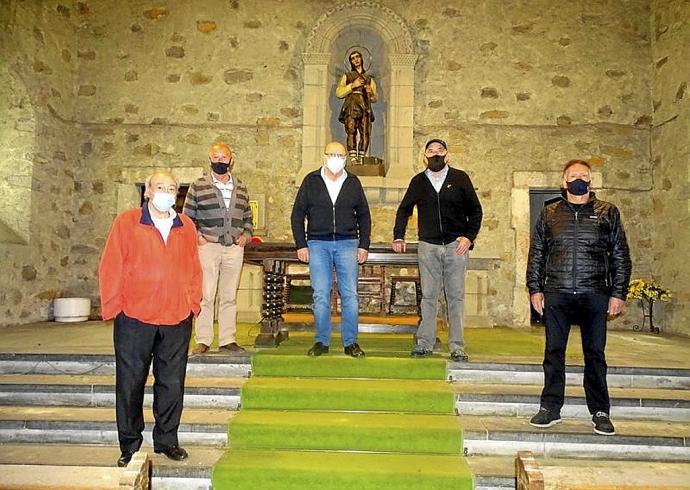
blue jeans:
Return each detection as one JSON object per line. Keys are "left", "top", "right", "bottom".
{"left": 307, "top": 239, "right": 359, "bottom": 347}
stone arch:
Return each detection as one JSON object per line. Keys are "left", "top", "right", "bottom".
{"left": 299, "top": 1, "right": 417, "bottom": 195}
{"left": 0, "top": 60, "right": 35, "bottom": 244}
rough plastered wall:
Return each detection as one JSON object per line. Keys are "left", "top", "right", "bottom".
{"left": 1, "top": 0, "right": 663, "bottom": 327}
{"left": 650, "top": 0, "right": 690, "bottom": 335}
{"left": 0, "top": 1, "right": 85, "bottom": 325}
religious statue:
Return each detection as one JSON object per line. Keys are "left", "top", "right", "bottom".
{"left": 336, "top": 50, "right": 378, "bottom": 165}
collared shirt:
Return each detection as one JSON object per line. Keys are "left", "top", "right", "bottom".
{"left": 425, "top": 165, "right": 449, "bottom": 193}
{"left": 151, "top": 209, "right": 176, "bottom": 244}
{"left": 212, "top": 174, "right": 234, "bottom": 208}
{"left": 320, "top": 166, "right": 348, "bottom": 204}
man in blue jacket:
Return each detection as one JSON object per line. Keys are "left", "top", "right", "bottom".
{"left": 392, "top": 139, "right": 483, "bottom": 362}
{"left": 291, "top": 141, "right": 371, "bottom": 357}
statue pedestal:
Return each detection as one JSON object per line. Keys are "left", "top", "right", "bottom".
{"left": 348, "top": 157, "right": 387, "bottom": 177}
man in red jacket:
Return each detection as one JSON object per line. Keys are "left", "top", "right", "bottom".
{"left": 99, "top": 171, "right": 202, "bottom": 467}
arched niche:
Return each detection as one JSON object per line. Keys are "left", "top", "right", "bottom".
{"left": 0, "top": 61, "right": 35, "bottom": 244}
{"left": 299, "top": 1, "right": 417, "bottom": 200}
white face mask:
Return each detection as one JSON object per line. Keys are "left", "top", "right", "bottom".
{"left": 325, "top": 156, "right": 346, "bottom": 174}
{"left": 151, "top": 192, "right": 176, "bottom": 213}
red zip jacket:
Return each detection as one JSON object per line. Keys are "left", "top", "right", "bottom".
{"left": 99, "top": 204, "right": 202, "bottom": 324}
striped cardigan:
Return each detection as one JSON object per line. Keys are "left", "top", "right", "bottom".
{"left": 183, "top": 175, "right": 253, "bottom": 245}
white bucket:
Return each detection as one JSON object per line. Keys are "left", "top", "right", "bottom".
{"left": 53, "top": 297, "right": 91, "bottom": 322}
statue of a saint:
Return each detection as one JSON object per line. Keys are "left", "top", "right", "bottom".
{"left": 336, "top": 50, "right": 378, "bottom": 165}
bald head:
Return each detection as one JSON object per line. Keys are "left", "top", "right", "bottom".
{"left": 144, "top": 171, "right": 179, "bottom": 199}
{"left": 324, "top": 141, "right": 347, "bottom": 158}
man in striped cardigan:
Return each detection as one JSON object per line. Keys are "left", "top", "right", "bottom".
{"left": 183, "top": 143, "right": 253, "bottom": 355}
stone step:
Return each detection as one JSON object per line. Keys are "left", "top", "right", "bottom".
{"left": 0, "top": 406, "right": 233, "bottom": 447}
{"left": 1, "top": 444, "right": 689, "bottom": 490}
{"left": 449, "top": 362, "right": 690, "bottom": 389}
{"left": 467, "top": 455, "right": 690, "bottom": 490}
{"left": 1, "top": 406, "right": 688, "bottom": 462}
{"left": 453, "top": 383, "right": 690, "bottom": 421}
{"left": 461, "top": 414, "right": 690, "bottom": 462}
{"left": 3, "top": 354, "right": 689, "bottom": 390}
{"left": 0, "top": 353, "right": 251, "bottom": 377}
{"left": 0, "top": 375, "right": 244, "bottom": 409}
{"left": 0, "top": 443, "right": 220, "bottom": 490}
{"left": 1, "top": 374, "right": 686, "bottom": 421}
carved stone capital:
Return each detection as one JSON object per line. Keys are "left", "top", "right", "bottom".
{"left": 388, "top": 53, "right": 418, "bottom": 66}
{"left": 302, "top": 52, "right": 331, "bottom": 65}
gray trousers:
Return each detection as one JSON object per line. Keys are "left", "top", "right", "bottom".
{"left": 417, "top": 240, "right": 468, "bottom": 352}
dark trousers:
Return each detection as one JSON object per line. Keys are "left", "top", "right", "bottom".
{"left": 114, "top": 312, "right": 192, "bottom": 453}
{"left": 541, "top": 292, "right": 610, "bottom": 415}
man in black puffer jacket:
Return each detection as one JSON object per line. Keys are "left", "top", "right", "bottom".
{"left": 526, "top": 159, "right": 632, "bottom": 436}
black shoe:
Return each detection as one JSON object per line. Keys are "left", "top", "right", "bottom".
{"left": 154, "top": 445, "right": 189, "bottom": 461}
{"left": 307, "top": 342, "right": 329, "bottom": 356}
{"left": 450, "top": 349, "right": 469, "bottom": 362}
{"left": 344, "top": 343, "right": 365, "bottom": 358}
{"left": 117, "top": 451, "right": 135, "bottom": 467}
{"left": 529, "top": 407, "right": 562, "bottom": 428}
{"left": 592, "top": 411, "right": 616, "bottom": 435}
{"left": 410, "top": 345, "right": 433, "bottom": 358}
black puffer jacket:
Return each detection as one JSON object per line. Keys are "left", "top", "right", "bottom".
{"left": 526, "top": 194, "right": 632, "bottom": 299}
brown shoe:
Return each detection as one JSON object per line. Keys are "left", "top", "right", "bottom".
{"left": 219, "top": 342, "right": 246, "bottom": 354}
{"left": 192, "top": 343, "right": 209, "bottom": 355}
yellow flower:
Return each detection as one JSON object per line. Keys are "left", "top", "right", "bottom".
{"left": 627, "top": 278, "right": 671, "bottom": 302}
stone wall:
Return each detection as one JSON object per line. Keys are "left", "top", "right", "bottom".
{"left": 0, "top": 1, "right": 84, "bottom": 324}
{"left": 650, "top": 0, "right": 690, "bottom": 335}
{"left": 1, "top": 0, "right": 683, "bottom": 330}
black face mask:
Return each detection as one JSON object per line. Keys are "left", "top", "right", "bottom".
{"left": 427, "top": 155, "right": 446, "bottom": 172}
{"left": 211, "top": 161, "right": 230, "bottom": 175}
{"left": 566, "top": 178, "right": 590, "bottom": 196}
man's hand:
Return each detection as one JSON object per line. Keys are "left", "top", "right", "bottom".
{"left": 530, "top": 292, "right": 545, "bottom": 316}
{"left": 237, "top": 234, "right": 249, "bottom": 248}
{"left": 455, "top": 237, "right": 471, "bottom": 255}
{"left": 297, "top": 247, "right": 309, "bottom": 263}
{"left": 197, "top": 235, "right": 208, "bottom": 246}
{"left": 608, "top": 297, "right": 625, "bottom": 317}
{"left": 357, "top": 248, "right": 368, "bottom": 264}
{"left": 392, "top": 240, "right": 406, "bottom": 253}
{"left": 352, "top": 77, "right": 365, "bottom": 89}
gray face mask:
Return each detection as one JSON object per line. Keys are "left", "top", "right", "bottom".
{"left": 427, "top": 155, "right": 446, "bottom": 172}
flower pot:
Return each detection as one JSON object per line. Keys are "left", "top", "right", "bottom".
{"left": 53, "top": 297, "right": 91, "bottom": 322}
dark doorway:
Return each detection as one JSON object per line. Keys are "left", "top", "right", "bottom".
{"left": 137, "top": 184, "right": 190, "bottom": 214}
{"left": 529, "top": 188, "right": 562, "bottom": 324}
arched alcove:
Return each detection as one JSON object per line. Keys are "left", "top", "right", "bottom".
{"left": 299, "top": 1, "right": 417, "bottom": 199}
{"left": 0, "top": 61, "right": 35, "bottom": 244}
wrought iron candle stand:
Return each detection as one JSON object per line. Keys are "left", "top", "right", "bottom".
{"left": 632, "top": 298, "right": 660, "bottom": 334}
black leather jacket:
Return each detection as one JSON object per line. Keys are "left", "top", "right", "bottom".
{"left": 526, "top": 194, "right": 632, "bottom": 299}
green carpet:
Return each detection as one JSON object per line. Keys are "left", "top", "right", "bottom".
{"left": 251, "top": 352, "right": 448, "bottom": 379}
{"left": 213, "top": 324, "right": 473, "bottom": 490}
{"left": 241, "top": 377, "right": 456, "bottom": 413}
{"left": 229, "top": 410, "right": 463, "bottom": 454}
{"left": 212, "top": 449, "right": 475, "bottom": 490}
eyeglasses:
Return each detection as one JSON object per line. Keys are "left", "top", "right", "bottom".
{"left": 325, "top": 153, "right": 347, "bottom": 159}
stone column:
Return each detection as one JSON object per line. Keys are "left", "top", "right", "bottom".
{"left": 385, "top": 53, "right": 417, "bottom": 188}
{"left": 298, "top": 52, "right": 331, "bottom": 181}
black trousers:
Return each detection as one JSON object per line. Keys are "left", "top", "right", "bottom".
{"left": 541, "top": 292, "right": 610, "bottom": 415}
{"left": 114, "top": 312, "right": 192, "bottom": 453}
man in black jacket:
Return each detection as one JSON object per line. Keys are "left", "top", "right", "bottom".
{"left": 291, "top": 141, "right": 371, "bottom": 357}
{"left": 392, "top": 139, "right": 483, "bottom": 362}
{"left": 526, "top": 159, "right": 632, "bottom": 436}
